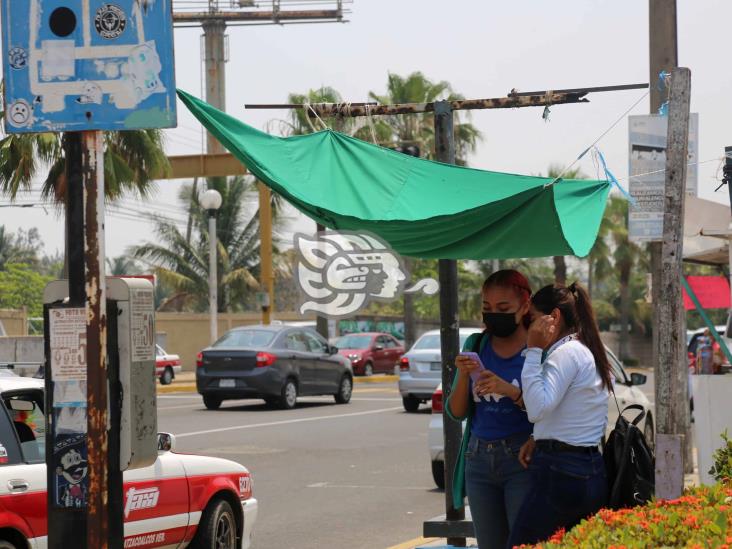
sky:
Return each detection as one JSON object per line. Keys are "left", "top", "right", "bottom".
{"left": 2, "top": 0, "right": 731, "bottom": 260}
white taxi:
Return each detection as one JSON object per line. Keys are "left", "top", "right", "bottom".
{"left": 0, "top": 374, "right": 257, "bottom": 549}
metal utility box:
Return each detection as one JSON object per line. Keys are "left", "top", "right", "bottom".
{"left": 44, "top": 277, "right": 157, "bottom": 471}
{"left": 1, "top": 0, "right": 177, "bottom": 133}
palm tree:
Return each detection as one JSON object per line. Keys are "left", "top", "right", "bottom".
{"left": 605, "top": 196, "right": 643, "bottom": 360}
{"left": 132, "top": 176, "right": 284, "bottom": 312}
{"left": 546, "top": 165, "right": 586, "bottom": 285}
{"left": 368, "top": 72, "right": 482, "bottom": 347}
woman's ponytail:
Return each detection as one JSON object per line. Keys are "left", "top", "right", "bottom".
{"left": 570, "top": 282, "right": 613, "bottom": 390}
{"left": 531, "top": 281, "right": 613, "bottom": 391}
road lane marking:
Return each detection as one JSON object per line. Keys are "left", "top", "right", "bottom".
{"left": 175, "top": 406, "right": 402, "bottom": 438}
{"left": 306, "top": 482, "right": 434, "bottom": 491}
{"left": 386, "top": 536, "right": 437, "bottom": 549}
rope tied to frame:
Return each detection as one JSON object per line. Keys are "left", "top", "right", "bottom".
{"left": 303, "top": 101, "right": 329, "bottom": 131}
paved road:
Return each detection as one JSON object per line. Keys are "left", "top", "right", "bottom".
{"left": 157, "top": 382, "right": 442, "bottom": 549}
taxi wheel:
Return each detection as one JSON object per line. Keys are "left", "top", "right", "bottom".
{"left": 160, "top": 367, "right": 174, "bottom": 385}
{"left": 0, "top": 541, "right": 18, "bottom": 549}
{"left": 191, "top": 498, "right": 238, "bottom": 549}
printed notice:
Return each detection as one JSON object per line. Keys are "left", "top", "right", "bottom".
{"left": 131, "top": 289, "right": 155, "bottom": 362}
{"left": 49, "top": 308, "right": 86, "bottom": 381}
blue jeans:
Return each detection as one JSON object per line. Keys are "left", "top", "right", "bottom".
{"left": 464, "top": 433, "right": 533, "bottom": 549}
{"left": 507, "top": 446, "right": 607, "bottom": 548}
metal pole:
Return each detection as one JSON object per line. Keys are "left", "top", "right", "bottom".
{"left": 209, "top": 211, "right": 218, "bottom": 343}
{"left": 315, "top": 222, "right": 329, "bottom": 340}
{"left": 202, "top": 19, "right": 227, "bottom": 154}
{"left": 434, "top": 100, "right": 465, "bottom": 547}
{"left": 48, "top": 133, "right": 87, "bottom": 549}
{"left": 258, "top": 182, "right": 274, "bottom": 324}
{"left": 656, "top": 67, "right": 691, "bottom": 499}
{"left": 84, "top": 130, "right": 110, "bottom": 548}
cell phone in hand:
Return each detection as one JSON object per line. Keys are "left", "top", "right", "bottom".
{"left": 459, "top": 352, "right": 486, "bottom": 382}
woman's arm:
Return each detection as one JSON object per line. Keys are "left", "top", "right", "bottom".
{"left": 521, "top": 347, "right": 577, "bottom": 423}
{"left": 446, "top": 368, "right": 471, "bottom": 420}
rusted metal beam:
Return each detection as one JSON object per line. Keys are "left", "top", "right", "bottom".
{"left": 163, "top": 153, "right": 247, "bottom": 179}
{"left": 173, "top": 9, "right": 341, "bottom": 23}
{"left": 510, "top": 82, "right": 649, "bottom": 96}
{"left": 83, "top": 131, "right": 110, "bottom": 549}
{"left": 245, "top": 92, "right": 589, "bottom": 118}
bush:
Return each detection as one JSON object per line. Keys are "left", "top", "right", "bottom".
{"left": 710, "top": 431, "right": 732, "bottom": 483}
{"left": 517, "top": 481, "right": 732, "bottom": 548}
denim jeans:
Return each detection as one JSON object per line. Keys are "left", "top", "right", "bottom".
{"left": 464, "top": 433, "right": 533, "bottom": 549}
{"left": 507, "top": 446, "right": 607, "bottom": 548}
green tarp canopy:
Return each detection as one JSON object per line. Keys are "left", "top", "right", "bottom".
{"left": 178, "top": 89, "right": 611, "bottom": 260}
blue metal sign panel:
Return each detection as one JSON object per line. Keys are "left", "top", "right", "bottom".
{"left": 1, "top": 0, "right": 177, "bottom": 133}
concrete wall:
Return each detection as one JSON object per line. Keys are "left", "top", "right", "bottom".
{"left": 0, "top": 309, "right": 27, "bottom": 337}
{"left": 0, "top": 336, "right": 43, "bottom": 376}
{"left": 600, "top": 331, "right": 654, "bottom": 367}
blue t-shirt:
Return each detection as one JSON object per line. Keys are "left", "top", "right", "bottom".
{"left": 470, "top": 338, "right": 533, "bottom": 441}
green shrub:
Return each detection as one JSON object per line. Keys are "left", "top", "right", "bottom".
{"left": 710, "top": 430, "right": 732, "bottom": 483}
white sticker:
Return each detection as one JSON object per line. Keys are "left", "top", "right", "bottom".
{"left": 130, "top": 289, "right": 155, "bottom": 362}
{"left": 49, "top": 308, "right": 87, "bottom": 381}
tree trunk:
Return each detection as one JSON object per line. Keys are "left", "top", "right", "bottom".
{"left": 403, "top": 257, "right": 416, "bottom": 349}
{"left": 619, "top": 266, "right": 631, "bottom": 361}
{"left": 553, "top": 255, "right": 567, "bottom": 285}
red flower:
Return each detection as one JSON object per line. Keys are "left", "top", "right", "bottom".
{"left": 683, "top": 515, "right": 700, "bottom": 529}
{"left": 548, "top": 528, "right": 566, "bottom": 543}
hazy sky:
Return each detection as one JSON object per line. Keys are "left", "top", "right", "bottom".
{"left": 2, "top": 0, "right": 730, "bottom": 260}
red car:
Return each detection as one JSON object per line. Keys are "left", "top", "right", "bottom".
{"left": 156, "top": 344, "right": 182, "bottom": 385}
{"left": 336, "top": 332, "right": 405, "bottom": 376}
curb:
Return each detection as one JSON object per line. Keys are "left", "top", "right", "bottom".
{"left": 156, "top": 375, "right": 398, "bottom": 395}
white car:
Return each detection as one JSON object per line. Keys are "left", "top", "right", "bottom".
{"left": 427, "top": 346, "right": 655, "bottom": 489}
{"left": 398, "top": 328, "right": 482, "bottom": 412}
{"left": 0, "top": 375, "right": 258, "bottom": 548}
{"left": 155, "top": 344, "right": 182, "bottom": 385}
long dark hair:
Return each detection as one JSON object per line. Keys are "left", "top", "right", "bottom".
{"left": 531, "top": 282, "right": 612, "bottom": 390}
{"left": 483, "top": 270, "right": 532, "bottom": 327}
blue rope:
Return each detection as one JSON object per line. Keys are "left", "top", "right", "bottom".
{"left": 595, "top": 147, "right": 636, "bottom": 204}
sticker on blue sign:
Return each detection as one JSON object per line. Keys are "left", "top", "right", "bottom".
{"left": 1, "top": 0, "right": 177, "bottom": 133}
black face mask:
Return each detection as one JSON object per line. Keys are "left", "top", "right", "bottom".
{"left": 483, "top": 311, "right": 520, "bottom": 338}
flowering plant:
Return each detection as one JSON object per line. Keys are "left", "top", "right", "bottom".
{"left": 710, "top": 430, "right": 732, "bottom": 483}
{"left": 516, "top": 481, "right": 732, "bottom": 549}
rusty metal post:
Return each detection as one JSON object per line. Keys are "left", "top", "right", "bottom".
{"left": 315, "top": 222, "right": 329, "bottom": 340}
{"left": 83, "top": 131, "right": 111, "bottom": 549}
{"left": 434, "top": 100, "right": 465, "bottom": 547}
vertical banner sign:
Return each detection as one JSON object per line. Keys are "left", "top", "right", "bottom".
{"left": 49, "top": 308, "right": 89, "bottom": 508}
{"left": 628, "top": 113, "right": 699, "bottom": 242}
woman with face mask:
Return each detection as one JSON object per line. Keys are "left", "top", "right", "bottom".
{"left": 506, "top": 282, "right": 612, "bottom": 547}
{"left": 445, "top": 270, "right": 535, "bottom": 549}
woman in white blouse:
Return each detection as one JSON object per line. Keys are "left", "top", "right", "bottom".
{"left": 507, "top": 282, "right": 612, "bottom": 547}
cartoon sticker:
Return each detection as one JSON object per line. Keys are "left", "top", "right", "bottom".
{"left": 95, "top": 4, "right": 127, "bottom": 40}
{"left": 7, "top": 99, "right": 32, "bottom": 128}
{"left": 8, "top": 47, "right": 27, "bottom": 70}
{"left": 54, "top": 434, "right": 88, "bottom": 508}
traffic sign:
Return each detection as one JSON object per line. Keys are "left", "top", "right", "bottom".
{"left": 1, "top": 0, "right": 177, "bottom": 133}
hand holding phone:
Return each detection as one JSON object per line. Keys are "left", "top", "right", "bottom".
{"left": 458, "top": 352, "right": 486, "bottom": 382}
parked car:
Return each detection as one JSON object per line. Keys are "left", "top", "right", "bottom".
{"left": 155, "top": 344, "right": 182, "bottom": 385}
{"left": 335, "top": 332, "right": 405, "bottom": 376}
{"left": 0, "top": 375, "right": 258, "bottom": 549}
{"left": 427, "top": 346, "right": 655, "bottom": 489}
{"left": 398, "top": 328, "right": 482, "bottom": 412}
{"left": 196, "top": 324, "right": 353, "bottom": 410}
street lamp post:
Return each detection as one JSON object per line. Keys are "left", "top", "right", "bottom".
{"left": 200, "top": 189, "right": 223, "bottom": 344}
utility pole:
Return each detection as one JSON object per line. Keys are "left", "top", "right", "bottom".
{"left": 434, "top": 101, "right": 464, "bottom": 547}
{"left": 655, "top": 67, "right": 691, "bottom": 499}
{"left": 202, "top": 18, "right": 227, "bottom": 153}
{"left": 648, "top": 0, "right": 693, "bottom": 476}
